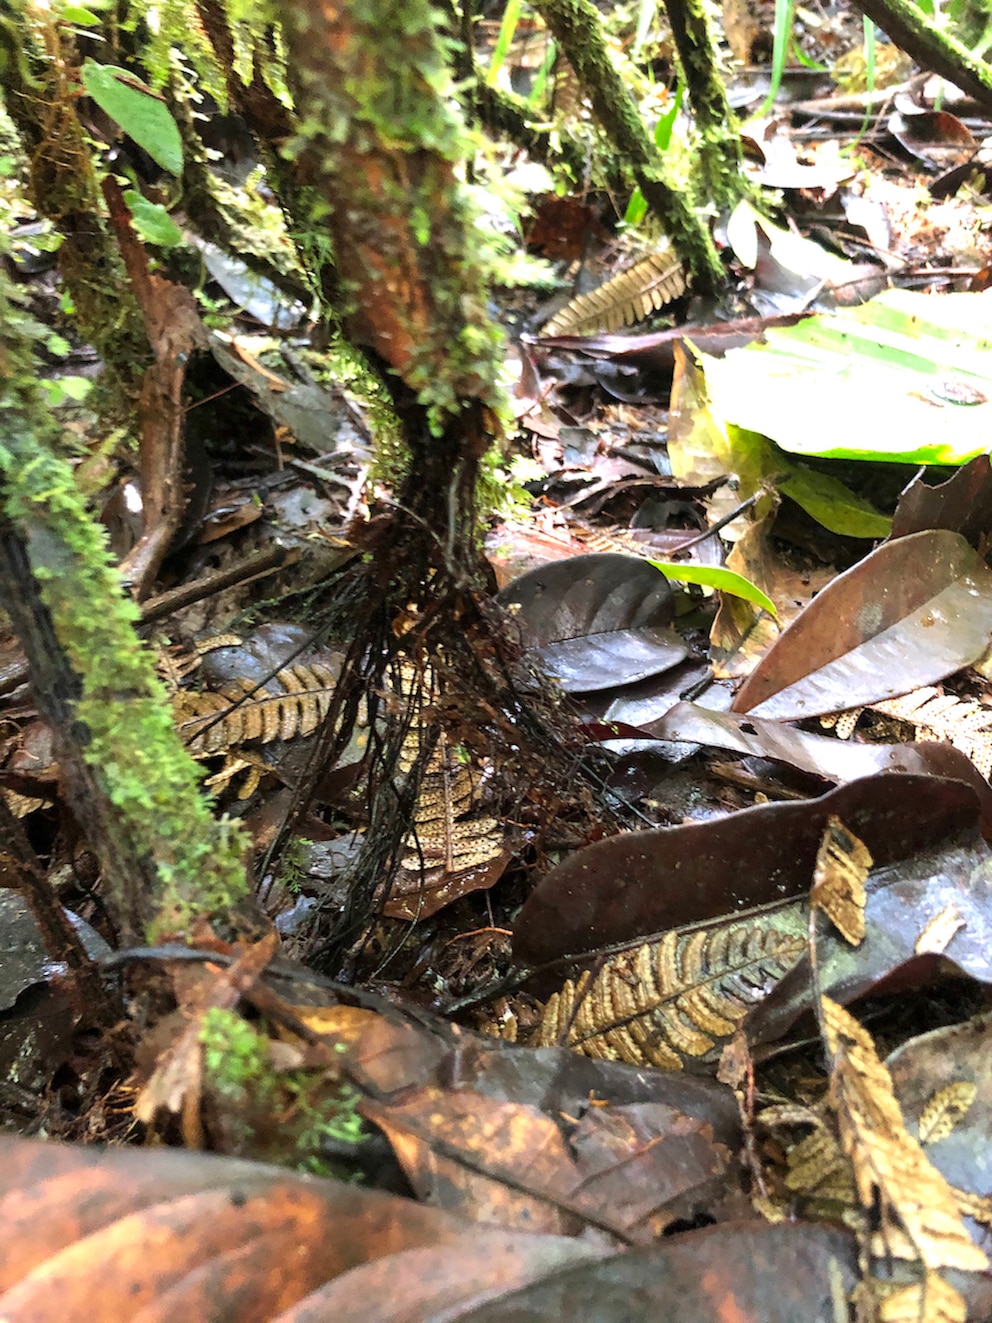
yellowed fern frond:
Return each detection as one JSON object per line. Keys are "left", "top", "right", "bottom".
{"left": 876, "top": 1272, "right": 967, "bottom": 1323}
{"left": 821, "top": 996, "right": 988, "bottom": 1277}
{"left": 542, "top": 247, "right": 687, "bottom": 337}
{"left": 174, "top": 661, "right": 337, "bottom": 756}
{"left": 784, "top": 1124, "right": 858, "bottom": 1206}
{"left": 918, "top": 1082, "right": 977, "bottom": 1146}
{"left": 536, "top": 916, "right": 806, "bottom": 1070}
{"left": 810, "top": 816, "right": 870, "bottom": 946}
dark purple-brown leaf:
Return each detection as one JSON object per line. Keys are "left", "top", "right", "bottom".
{"left": 497, "top": 553, "right": 686, "bottom": 692}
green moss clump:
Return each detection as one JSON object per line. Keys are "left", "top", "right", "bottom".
{"left": 199, "top": 1008, "right": 367, "bottom": 1176}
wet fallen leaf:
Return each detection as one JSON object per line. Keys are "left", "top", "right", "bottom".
{"left": 732, "top": 530, "right": 992, "bottom": 721}
{"left": 496, "top": 553, "right": 686, "bottom": 692}
{"left": 0, "top": 1136, "right": 600, "bottom": 1322}
{"left": 513, "top": 774, "right": 981, "bottom": 966}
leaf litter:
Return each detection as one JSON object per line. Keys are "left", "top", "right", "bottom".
{"left": 7, "top": 1, "right": 992, "bottom": 1318}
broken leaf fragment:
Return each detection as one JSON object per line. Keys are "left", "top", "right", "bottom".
{"left": 810, "top": 817, "right": 870, "bottom": 946}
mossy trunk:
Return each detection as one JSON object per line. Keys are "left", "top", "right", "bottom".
{"left": 0, "top": 271, "right": 248, "bottom": 943}
{"left": 275, "top": 0, "right": 506, "bottom": 557}
{"left": 663, "top": 0, "right": 744, "bottom": 210}
{"left": 0, "top": 2, "right": 149, "bottom": 412}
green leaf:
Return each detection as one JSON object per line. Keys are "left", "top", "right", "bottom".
{"left": 647, "top": 560, "right": 778, "bottom": 616}
{"left": 123, "top": 190, "right": 183, "bottom": 247}
{"left": 45, "top": 332, "right": 71, "bottom": 357}
{"left": 39, "top": 376, "right": 93, "bottom": 405}
{"left": 776, "top": 459, "right": 892, "bottom": 539}
{"left": 60, "top": 4, "right": 102, "bottom": 25}
{"left": 58, "top": 375, "right": 95, "bottom": 401}
{"left": 700, "top": 289, "right": 992, "bottom": 466}
{"left": 80, "top": 59, "right": 183, "bottom": 175}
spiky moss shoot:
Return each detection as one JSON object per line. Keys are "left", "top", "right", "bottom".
{"left": 0, "top": 272, "right": 248, "bottom": 940}
{"left": 199, "top": 1008, "right": 366, "bottom": 1176}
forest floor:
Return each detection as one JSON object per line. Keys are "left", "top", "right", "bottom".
{"left": 3, "top": 3, "right": 992, "bottom": 1318}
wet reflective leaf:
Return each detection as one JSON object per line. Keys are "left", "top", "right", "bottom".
{"left": 513, "top": 775, "right": 981, "bottom": 966}
{"left": 733, "top": 531, "right": 992, "bottom": 721}
{"left": 438, "top": 1221, "right": 859, "bottom": 1323}
{"left": 497, "top": 553, "right": 686, "bottom": 692}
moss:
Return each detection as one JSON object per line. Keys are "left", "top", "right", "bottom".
{"left": 201, "top": 1007, "right": 275, "bottom": 1098}
{"left": 0, "top": 267, "right": 248, "bottom": 940}
{"left": 0, "top": 4, "right": 149, "bottom": 416}
{"left": 199, "top": 1008, "right": 367, "bottom": 1175}
{"left": 280, "top": 0, "right": 507, "bottom": 436}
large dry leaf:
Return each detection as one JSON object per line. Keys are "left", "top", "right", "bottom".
{"left": 496, "top": 553, "right": 686, "bottom": 692}
{"left": 732, "top": 530, "right": 992, "bottom": 721}
{"left": 890, "top": 453, "right": 992, "bottom": 544}
{"left": 407, "top": 1221, "right": 860, "bottom": 1323}
{"left": 363, "top": 1085, "right": 746, "bottom": 1241}
{"left": 0, "top": 1137, "right": 598, "bottom": 1323}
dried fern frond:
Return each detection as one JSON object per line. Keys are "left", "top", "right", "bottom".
{"left": 174, "top": 660, "right": 339, "bottom": 755}
{"left": 784, "top": 1124, "right": 858, "bottom": 1208}
{"left": 821, "top": 996, "right": 988, "bottom": 1277}
{"left": 536, "top": 916, "right": 806, "bottom": 1070}
{"left": 811, "top": 816, "right": 870, "bottom": 946}
{"left": 917, "top": 1082, "right": 977, "bottom": 1147}
{"left": 881, "top": 1272, "right": 968, "bottom": 1323}
{"left": 542, "top": 247, "right": 687, "bottom": 337}
{"left": 872, "top": 688, "right": 992, "bottom": 778}
{"left": 824, "top": 687, "right": 992, "bottom": 778}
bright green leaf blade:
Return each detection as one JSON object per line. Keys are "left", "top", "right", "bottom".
{"left": 701, "top": 289, "right": 992, "bottom": 465}
{"left": 80, "top": 60, "right": 183, "bottom": 175}
{"left": 776, "top": 459, "right": 892, "bottom": 539}
{"left": 61, "top": 4, "right": 102, "bottom": 24}
{"left": 57, "top": 375, "right": 94, "bottom": 401}
{"left": 486, "top": 0, "right": 521, "bottom": 87}
{"left": 123, "top": 190, "right": 183, "bottom": 247}
{"left": 648, "top": 560, "right": 778, "bottom": 616}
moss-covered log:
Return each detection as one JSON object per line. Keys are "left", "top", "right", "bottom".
{"left": 0, "top": 271, "right": 249, "bottom": 943}
{"left": 851, "top": 0, "right": 992, "bottom": 112}
{"left": 0, "top": 2, "right": 148, "bottom": 408}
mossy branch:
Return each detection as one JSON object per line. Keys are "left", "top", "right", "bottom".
{"left": 0, "top": 270, "right": 248, "bottom": 943}
{"left": 533, "top": 0, "right": 724, "bottom": 292}
{"left": 663, "top": 0, "right": 743, "bottom": 209}
{"left": 851, "top": 0, "right": 992, "bottom": 111}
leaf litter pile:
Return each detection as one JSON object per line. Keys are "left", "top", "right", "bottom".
{"left": 5, "top": 0, "right": 992, "bottom": 1319}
